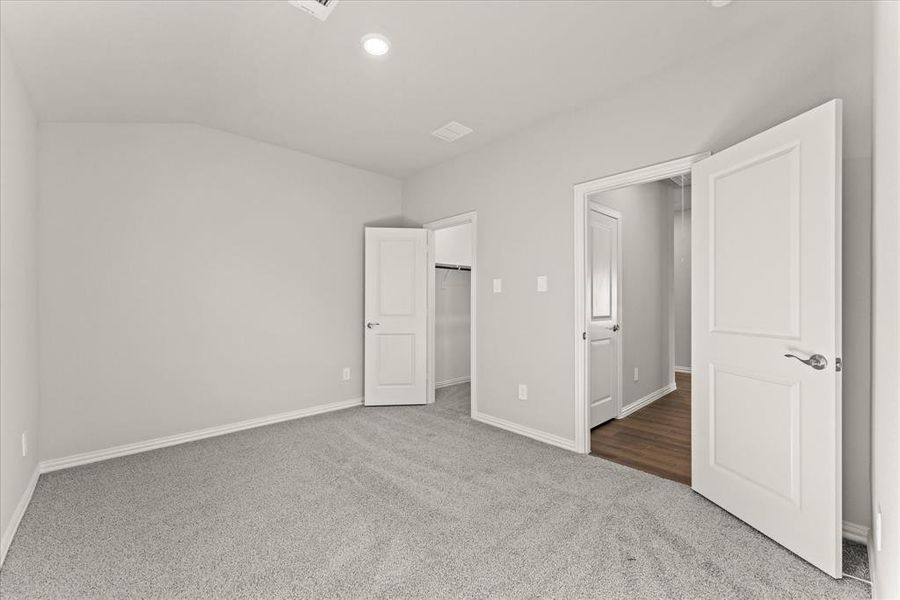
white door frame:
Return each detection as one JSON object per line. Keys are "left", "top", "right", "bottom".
{"left": 572, "top": 153, "right": 709, "bottom": 454}
{"left": 424, "top": 211, "right": 477, "bottom": 415}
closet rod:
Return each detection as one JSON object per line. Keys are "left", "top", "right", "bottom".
{"left": 435, "top": 263, "right": 471, "bottom": 272}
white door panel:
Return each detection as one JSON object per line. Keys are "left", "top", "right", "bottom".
{"left": 588, "top": 208, "right": 620, "bottom": 427}
{"left": 692, "top": 100, "right": 842, "bottom": 577}
{"left": 365, "top": 228, "right": 427, "bottom": 406}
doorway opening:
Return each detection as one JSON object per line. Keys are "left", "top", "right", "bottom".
{"left": 425, "top": 212, "right": 476, "bottom": 416}
{"left": 573, "top": 153, "right": 707, "bottom": 485}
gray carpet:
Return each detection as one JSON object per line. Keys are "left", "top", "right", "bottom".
{"left": 843, "top": 541, "right": 870, "bottom": 583}
{"left": 0, "top": 384, "right": 870, "bottom": 599}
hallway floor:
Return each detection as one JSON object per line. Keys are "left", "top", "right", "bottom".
{"left": 590, "top": 372, "right": 691, "bottom": 485}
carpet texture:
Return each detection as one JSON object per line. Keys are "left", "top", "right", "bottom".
{"left": 842, "top": 541, "right": 871, "bottom": 583}
{"left": 0, "top": 384, "right": 869, "bottom": 599}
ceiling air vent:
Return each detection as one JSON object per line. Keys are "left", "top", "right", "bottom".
{"left": 288, "top": 0, "right": 339, "bottom": 21}
{"left": 431, "top": 121, "right": 473, "bottom": 143}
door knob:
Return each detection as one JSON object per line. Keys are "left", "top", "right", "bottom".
{"left": 784, "top": 353, "right": 827, "bottom": 370}
{"left": 366, "top": 321, "right": 380, "bottom": 329}
{"left": 612, "top": 324, "right": 620, "bottom": 332}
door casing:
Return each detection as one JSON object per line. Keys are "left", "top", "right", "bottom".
{"left": 572, "top": 152, "right": 709, "bottom": 454}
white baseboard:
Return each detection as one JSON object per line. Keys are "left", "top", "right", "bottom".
{"left": 0, "top": 466, "right": 39, "bottom": 568}
{"left": 436, "top": 376, "right": 471, "bottom": 389}
{"left": 39, "top": 397, "right": 363, "bottom": 474}
{"left": 674, "top": 366, "right": 692, "bottom": 374}
{"left": 472, "top": 410, "right": 576, "bottom": 452}
{"left": 842, "top": 520, "right": 870, "bottom": 544}
{"left": 619, "top": 383, "right": 677, "bottom": 419}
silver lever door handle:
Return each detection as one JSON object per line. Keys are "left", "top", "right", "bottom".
{"left": 784, "top": 353, "right": 827, "bottom": 370}
{"left": 366, "top": 321, "right": 380, "bottom": 329}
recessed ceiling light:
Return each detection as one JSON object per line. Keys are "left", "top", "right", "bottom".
{"left": 707, "top": 0, "right": 733, "bottom": 6}
{"left": 361, "top": 34, "right": 390, "bottom": 57}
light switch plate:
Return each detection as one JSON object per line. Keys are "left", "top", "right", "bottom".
{"left": 493, "top": 278, "right": 502, "bottom": 293}
{"left": 536, "top": 276, "right": 548, "bottom": 292}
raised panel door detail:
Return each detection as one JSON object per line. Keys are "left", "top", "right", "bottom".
{"left": 710, "top": 365, "right": 800, "bottom": 505}
{"left": 591, "top": 225, "right": 612, "bottom": 320}
{"left": 377, "top": 334, "right": 415, "bottom": 386}
{"left": 379, "top": 240, "right": 416, "bottom": 316}
{"left": 590, "top": 338, "right": 613, "bottom": 410}
{"left": 710, "top": 146, "right": 800, "bottom": 339}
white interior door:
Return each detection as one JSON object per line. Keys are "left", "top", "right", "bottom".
{"left": 587, "top": 207, "right": 620, "bottom": 427}
{"left": 364, "top": 227, "right": 428, "bottom": 406}
{"left": 692, "top": 100, "right": 842, "bottom": 577}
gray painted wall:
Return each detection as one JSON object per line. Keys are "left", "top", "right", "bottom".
{"left": 0, "top": 34, "right": 40, "bottom": 553}
{"left": 435, "top": 269, "right": 471, "bottom": 385}
{"left": 673, "top": 205, "right": 691, "bottom": 370}
{"left": 402, "top": 2, "right": 872, "bottom": 527}
{"left": 38, "top": 123, "right": 403, "bottom": 461}
{"left": 588, "top": 181, "right": 673, "bottom": 406}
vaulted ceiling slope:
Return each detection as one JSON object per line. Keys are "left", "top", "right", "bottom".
{"left": 0, "top": 0, "right": 855, "bottom": 177}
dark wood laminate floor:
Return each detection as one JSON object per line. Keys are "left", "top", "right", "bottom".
{"left": 590, "top": 372, "right": 691, "bottom": 485}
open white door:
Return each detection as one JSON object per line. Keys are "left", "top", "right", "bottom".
{"left": 692, "top": 100, "right": 842, "bottom": 577}
{"left": 364, "top": 227, "right": 428, "bottom": 406}
{"left": 587, "top": 206, "right": 621, "bottom": 427}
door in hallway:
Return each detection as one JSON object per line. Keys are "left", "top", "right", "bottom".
{"left": 587, "top": 207, "right": 620, "bottom": 427}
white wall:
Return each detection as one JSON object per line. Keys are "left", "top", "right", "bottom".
{"left": 871, "top": 1, "right": 899, "bottom": 597}
{"left": 673, "top": 204, "right": 691, "bottom": 370}
{"left": 435, "top": 269, "right": 471, "bottom": 385}
{"left": 0, "top": 33, "right": 40, "bottom": 563}
{"left": 402, "top": 2, "right": 872, "bottom": 527}
{"left": 434, "top": 223, "right": 473, "bottom": 267}
{"left": 588, "top": 181, "right": 673, "bottom": 406}
{"left": 38, "top": 123, "right": 402, "bottom": 461}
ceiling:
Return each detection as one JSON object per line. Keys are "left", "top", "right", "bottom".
{"left": 1, "top": 0, "right": 825, "bottom": 177}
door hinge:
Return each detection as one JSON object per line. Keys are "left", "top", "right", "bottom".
{"left": 836, "top": 357, "right": 842, "bottom": 372}
{"left": 582, "top": 332, "right": 587, "bottom": 340}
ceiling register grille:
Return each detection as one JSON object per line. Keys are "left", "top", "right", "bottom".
{"left": 431, "top": 121, "right": 473, "bottom": 143}
{"left": 287, "top": 0, "right": 338, "bottom": 21}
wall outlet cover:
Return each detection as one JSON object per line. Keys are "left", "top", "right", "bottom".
{"left": 537, "top": 275, "right": 548, "bottom": 292}
{"left": 633, "top": 367, "right": 639, "bottom": 382}
{"left": 342, "top": 367, "right": 351, "bottom": 381}
{"left": 518, "top": 384, "right": 528, "bottom": 400}
{"left": 493, "top": 278, "right": 502, "bottom": 293}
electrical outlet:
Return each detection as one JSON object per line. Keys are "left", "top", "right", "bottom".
{"left": 633, "top": 367, "right": 639, "bottom": 382}
{"left": 493, "top": 278, "right": 502, "bottom": 293}
{"left": 518, "top": 384, "right": 528, "bottom": 400}
{"left": 536, "top": 275, "right": 548, "bottom": 292}
{"left": 342, "top": 367, "right": 351, "bottom": 381}
{"left": 21, "top": 432, "right": 27, "bottom": 457}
